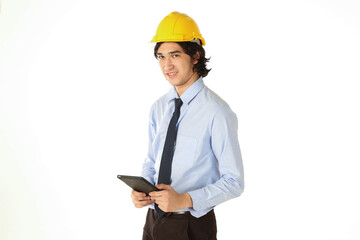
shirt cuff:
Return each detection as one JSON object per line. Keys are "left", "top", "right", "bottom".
{"left": 188, "top": 188, "right": 213, "bottom": 212}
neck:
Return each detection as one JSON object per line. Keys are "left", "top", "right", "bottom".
{"left": 175, "top": 73, "right": 199, "bottom": 97}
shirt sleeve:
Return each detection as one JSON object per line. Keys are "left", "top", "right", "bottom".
{"left": 141, "top": 105, "right": 157, "bottom": 185}
{"left": 188, "top": 105, "right": 244, "bottom": 211}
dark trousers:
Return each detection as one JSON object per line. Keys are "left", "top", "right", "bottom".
{"left": 142, "top": 209, "right": 217, "bottom": 240}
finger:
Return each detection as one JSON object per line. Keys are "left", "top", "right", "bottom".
{"left": 134, "top": 196, "right": 154, "bottom": 204}
{"left": 132, "top": 190, "right": 146, "bottom": 197}
{"left": 153, "top": 198, "right": 163, "bottom": 205}
{"left": 153, "top": 194, "right": 167, "bottom": 204}
{"left": 149, "top": 191, "right": 163, "bottom": 197}
{"left": 155, "top": 184, "right": 172, "bottom": 190}
{"left": 134, "top": 199, "right": 153, "bottom": 208}
{"left": 132, "top": 194, "right": 147, "bottom": 201}
{"left": 131, "top": 191, "right": 148, "bottom": 201}
{"left": 138, "top": 196, "right": 151, "bottom": 201}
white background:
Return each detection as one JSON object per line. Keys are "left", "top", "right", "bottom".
{"left": 1, "top": 0, "right": 360, "bottom": 239}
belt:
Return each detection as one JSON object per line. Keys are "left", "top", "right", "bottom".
{"left": 167, "top": 211, "right": 189, "bottom": 215}
{"left": 150, "top": 208, "right": 190, "bottom": 216}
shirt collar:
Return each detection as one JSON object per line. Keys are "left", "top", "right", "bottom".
{"left": 165, "top": 77, "right": 205, "bottom": 105}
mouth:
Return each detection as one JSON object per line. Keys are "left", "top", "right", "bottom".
{"left": 166, "top": 72, "right": 178, "bottom": 79}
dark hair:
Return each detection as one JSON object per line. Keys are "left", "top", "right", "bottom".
{"left": 154, "top": 42, "right": 211, "bottom": 78}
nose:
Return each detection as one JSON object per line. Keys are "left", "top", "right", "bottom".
{"left": 163, "top": 57, "right": 174, "bottom": 72}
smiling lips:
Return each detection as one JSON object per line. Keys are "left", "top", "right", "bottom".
{"left": 166, "top": 72, "right": 178, "bottom": 78}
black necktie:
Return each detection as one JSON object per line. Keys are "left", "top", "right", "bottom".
{"left": 155, "top": 98, "right": 183, "bottom": 217}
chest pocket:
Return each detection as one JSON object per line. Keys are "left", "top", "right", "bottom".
{"left": 173, "top": 135, "right": 198, "bottom": 170}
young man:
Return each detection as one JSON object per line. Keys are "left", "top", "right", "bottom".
{"left": 131, "top": 12, "right": 244, "bottom": 240}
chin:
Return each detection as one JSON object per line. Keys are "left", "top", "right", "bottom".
{"left": 167, "top": 78, "right": 179, "bottom": 86}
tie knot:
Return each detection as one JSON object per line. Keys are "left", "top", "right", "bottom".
{"left": 175, "top": 98, "right": 183, "bottom": 110}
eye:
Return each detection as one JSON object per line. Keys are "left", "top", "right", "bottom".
{"left": 172, "top": 54, "right": 179, "bottom": 58}
{"left": 157, "top": 55, "right": 164, "bottom": 60}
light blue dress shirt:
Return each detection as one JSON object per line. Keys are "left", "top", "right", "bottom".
{"left": 141, "top": 77, "right": 244, "bottom": 218}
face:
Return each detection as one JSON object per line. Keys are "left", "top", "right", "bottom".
{"left": 156, "top": 42, "right": 199, "bottom": 96}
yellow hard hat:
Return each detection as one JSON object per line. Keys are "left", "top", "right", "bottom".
{"left": 151, "top": 11, "right": 206, "bottom": 46}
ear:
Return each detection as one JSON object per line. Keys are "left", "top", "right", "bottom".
{"left": 193, "top": 51, "right": 200, "bottom": 64}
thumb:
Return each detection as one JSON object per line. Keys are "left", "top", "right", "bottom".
{"left": 156, "top": 184, "right": 172, "bottom": 190}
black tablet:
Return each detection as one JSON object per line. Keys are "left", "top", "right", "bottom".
{"left": 117, "top": 175, "right": 159, "bottom": 195}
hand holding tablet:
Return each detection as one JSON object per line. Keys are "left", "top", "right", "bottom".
{"left": 117, "top": 175, "right": 159, "bottom": 195}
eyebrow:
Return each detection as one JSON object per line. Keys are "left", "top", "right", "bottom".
{"left": 157, "top": 50, "right": 182, "bottom": 56}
